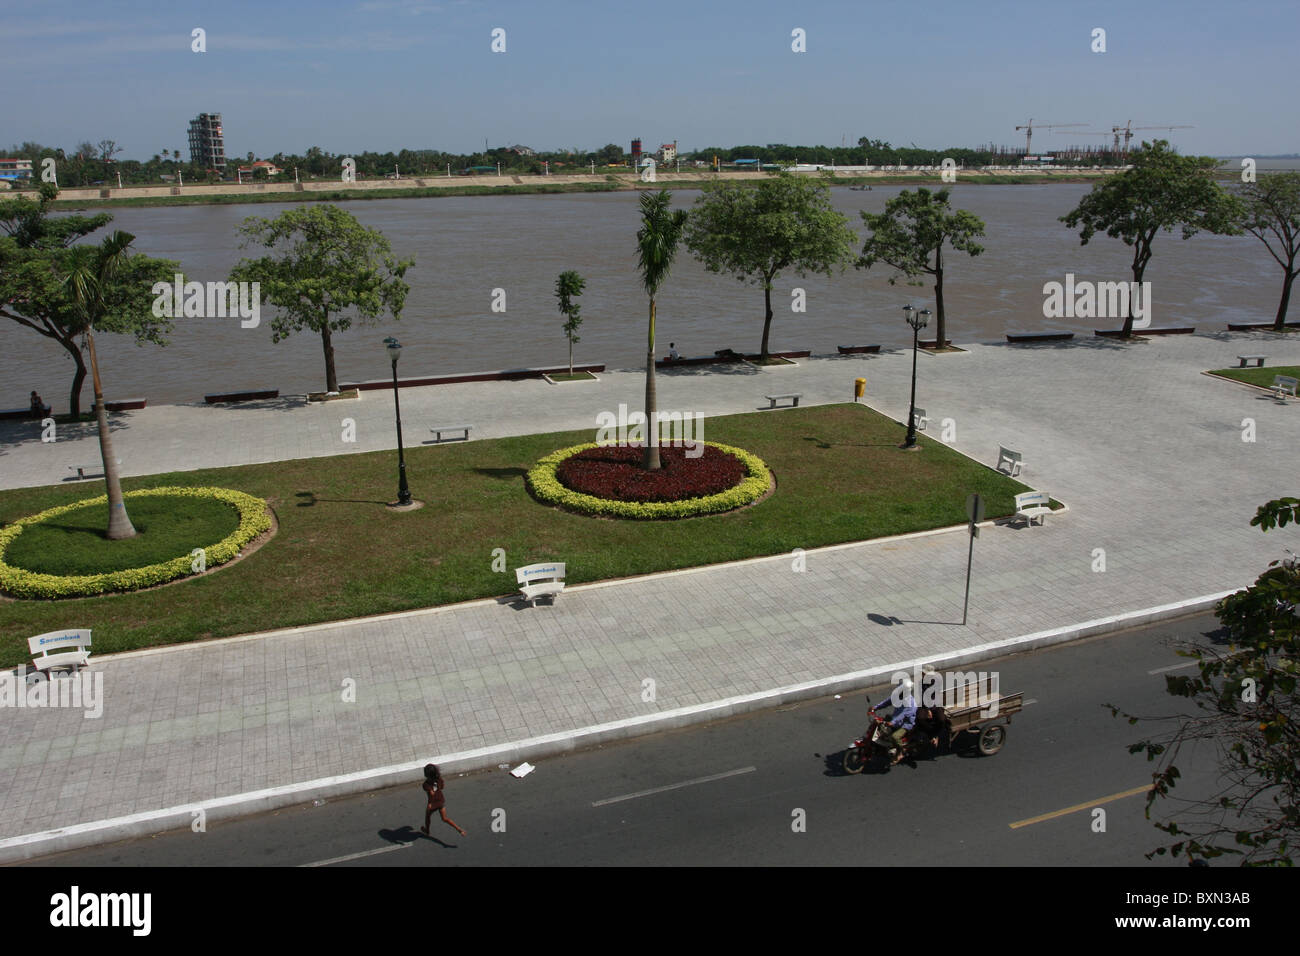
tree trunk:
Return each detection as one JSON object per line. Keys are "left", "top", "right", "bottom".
{"left": 932, "top": 243, "right": 946, "bottom": 348}
{"left": 1275, "top": 269, "right": 1296, "bottom": 331}
{"left": 1126, "top": 240, "right": 1153, "bottom": 338}
{"left": 760, "top": 281, "right": 774, "bottom": 362}
{"left": 63, "top": 336, "right": 88, "bottom": 417}
{"left": 86, "top": 328, "right": 135, "bottom": 540}
{"left": 643, "top": 296, "right": 660, "bottom": 471}
{"left": 569, "top": 338, "right": 574, "bottom": 377}
{"left": 321, "top": 324, "right": 338, "bottom": 392}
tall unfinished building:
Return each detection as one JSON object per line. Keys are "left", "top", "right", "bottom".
{"left": 188, "top": 113, "right": 226, "bottom": 171}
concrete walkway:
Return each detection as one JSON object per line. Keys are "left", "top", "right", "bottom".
{"left": 0, "top": 332, "right": 1295, "bottom": 860}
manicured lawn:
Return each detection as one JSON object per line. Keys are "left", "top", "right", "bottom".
{"left": 548, "top": 372, "right": 597, "bottom": 382}
{"left": 0, "top": 403, "right": 1032, "bottom": 666}
{"left": 1207, "top": 364, "right": 1300, "bottom": 389}
{"left": 4, "top": 494, "right": 240, "bottom": 576}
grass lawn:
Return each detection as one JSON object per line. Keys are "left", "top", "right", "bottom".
{"left": 1206, "top": 364, "right": 1300, "bottom": 388}
{"left": 0, "top": 403, "right": 1032, "bottom": 666}
{"left": 547, "top": 371, "right": 598, "bottom": 382}
{"left": 4, "top": 494, "right": 240, "bottom": 576}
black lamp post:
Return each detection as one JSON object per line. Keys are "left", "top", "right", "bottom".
{"left": 902, "top": 305, "right": 931, "bottom": 450}
{"left": 385, "top": 336, "right": 411, "bottom": 506}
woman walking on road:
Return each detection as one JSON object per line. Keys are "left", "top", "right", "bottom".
{"left": 420, "top": 763, "right": 466, "bottom": 837}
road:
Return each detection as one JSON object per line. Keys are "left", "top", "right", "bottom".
{"left": 30, "top": 612, "right": 1228, "bottom": 867}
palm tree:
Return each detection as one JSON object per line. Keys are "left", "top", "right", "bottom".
{"left": 62, "top": 230, "right": 138, "bottom": 540}
{"left": 635, "top": 190, "right": 688, "bottom": 470}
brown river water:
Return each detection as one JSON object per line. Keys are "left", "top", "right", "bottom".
{"left": 0, "top": 185, "right": 1284, "bottom": 410}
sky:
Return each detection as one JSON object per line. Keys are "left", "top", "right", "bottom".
{"left": 1, "top": 0, "right": 1294, "bottom": 161}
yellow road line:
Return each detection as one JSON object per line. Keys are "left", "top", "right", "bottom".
{"left": 1009, "top": 784, "right": 1154, "bottom": 829}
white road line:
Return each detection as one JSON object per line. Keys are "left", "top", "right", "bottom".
{"left": 591, "top": 767, "right": 757, "bottom": 807}
{"left": 1148, "top": 661, "right": 1198, "bottom": 675}
{"left": 300, "top": 842, "right": 413, "bottom": 867}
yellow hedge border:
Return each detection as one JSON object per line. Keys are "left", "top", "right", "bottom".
{"left": 0, "top": 486, "right": 272, "bottom": 599}
{"left": 525, "top": 441, "right": 772, "bottom": 519}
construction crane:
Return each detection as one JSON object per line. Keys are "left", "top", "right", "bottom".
{"left": 1015, "top": 119, "right": 1086, "bottom": 156}
{"left": 1111, "top": 122, "right": 1194, "bottom": 161}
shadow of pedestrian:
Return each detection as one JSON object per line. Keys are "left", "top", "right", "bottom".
{"left": 380, "top": 825, "right": 454, "bottom": 848}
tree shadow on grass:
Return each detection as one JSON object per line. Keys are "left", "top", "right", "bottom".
{"left": 801, "top": 435, "right": 905, "bottom": 450}
{"left": 474, "top": 467, "right": 528, "bottom": 481}
{"left": 294, "top": 491, "right": 389, "bottom": 507}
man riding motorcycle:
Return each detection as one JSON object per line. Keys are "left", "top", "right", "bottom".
{"left": 873, "top": 677, "right": 918, "bottom": 764}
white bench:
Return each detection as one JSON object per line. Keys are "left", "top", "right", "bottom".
{"left": 1014, "top": 491, "right": 1052, "bottom": 526}
{"left": 912, "top": 407, "right": 930, "bottom": 431}
{"left": 28, "top": 629, "right": 92, "bottom": 678}
{"left": 516, "top": 562, "right": 566, "bottom": 605}
{"left": 996, "top": 446, "right": 1026, "bottom": 477}
{"left": 69, "top": 460, "right": 120, "bottom": 480}
{"left": 764, "top": 393, "right": 802, "bottom": 408}
{"left": 1236, "top": 354, "right": 1267, "bottom": 368}
{"left": 1273, "top": 375, "right": 1298, "bottom": 402}
{"left": 429, "top": 424, "right": 472, "bottom": 442}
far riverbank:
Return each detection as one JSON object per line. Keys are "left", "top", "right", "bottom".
{"left": 41, "top": 168, "right": 1122, "bottom": 210}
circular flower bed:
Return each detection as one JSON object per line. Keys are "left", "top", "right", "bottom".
{"left": 527, "top": 442, "right": 772, "bottom": 519}
{"left": 0, "top": 486, "right": 273, "bottom": 599}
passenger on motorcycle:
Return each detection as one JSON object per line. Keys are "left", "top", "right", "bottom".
{"left": 913, "top": 705, "right": 950, "bottom": 753}
{"left": 874, "top": 678, "right": 917, "bottom": 764}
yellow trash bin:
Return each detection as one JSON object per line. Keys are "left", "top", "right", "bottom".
{"left": 854, "top": 377, "right": 866, "bottom": 400}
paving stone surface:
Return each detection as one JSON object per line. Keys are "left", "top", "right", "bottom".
{"left": 0, "top": 333, "right": 1295, "bottom": 842}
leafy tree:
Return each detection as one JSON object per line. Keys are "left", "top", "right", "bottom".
{"left": 1234, "top": 172, "right": 1300, "bottom": 331}
{"left": 856, "top": 187, "right": 985, "bottom": 348}
{"left": 1061, "top": 140, "right": 1241, "bottom": 336}
{"left": 230, "top": 205, "right": 412, "bottom": 393}
{"left": 554, "top": 270, "right": 586, "bottom": 376}
{"left": 1111, "top": 497, "right": 1299, "bottom": 865}
{"left": 685, "top": 172, "right": 857, "bottom": 361}
{"left": 635, "top": 190, "right": 688, "bottom": 471}
{"left": 0, "top": 183, "right": 175, "bottom": 415}
{"left": 61, "top": 231, "right": 159, "bottom": 539}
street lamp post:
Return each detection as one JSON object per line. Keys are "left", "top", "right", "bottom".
{"left": 902, "top": 305, "right": 931, "bottom": 449}
{"left": 385, "top": 337, "right": 412, "bottom": 506}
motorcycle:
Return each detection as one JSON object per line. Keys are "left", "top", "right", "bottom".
{"left": 843, "top": 705, "right": 919, "bottom": 773}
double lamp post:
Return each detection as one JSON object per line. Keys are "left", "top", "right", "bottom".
{"left": 902, "top": 304, "right": 931, "bottom": 450}
{"left": 385, "top": 336, "right": 412, "bottom": 507}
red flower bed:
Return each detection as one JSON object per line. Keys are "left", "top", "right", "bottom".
{"left": 556, "top": 444, "right": 745, "bottom": 503}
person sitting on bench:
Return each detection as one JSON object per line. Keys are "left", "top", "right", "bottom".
{"left": 30, "top": 391, "right": 48, "bottom": 417}
{"left": 668, "top": 342, "right": 680, "bottom": 361}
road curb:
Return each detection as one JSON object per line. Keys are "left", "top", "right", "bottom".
{"left": 0, "top": 588, "right": 1238, "bottom": 864}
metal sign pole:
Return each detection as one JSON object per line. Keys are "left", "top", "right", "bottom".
{"left": 963, "top": 493, "right": 983, "bottom": 626}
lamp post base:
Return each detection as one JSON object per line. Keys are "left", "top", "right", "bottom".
{"left": 385, "top": 498, "right": 426, "bottom": 512}
{"left": 898, "top": 442, "right": 923, "bottom": 452}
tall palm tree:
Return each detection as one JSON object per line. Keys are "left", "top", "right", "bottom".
{"left": 635, "top": 190, "right": 688, "bottom": 471}
{"left": 62, "top": 230, "right": 137, "bottom": 539}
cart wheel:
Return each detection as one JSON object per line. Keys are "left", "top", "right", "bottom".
{"left": 977, "top": 724, "right": 1006, "bottom": 756}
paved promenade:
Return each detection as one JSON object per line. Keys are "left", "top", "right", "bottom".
{"left": 0, "top": 332, "right": 1295, "bottom": 859}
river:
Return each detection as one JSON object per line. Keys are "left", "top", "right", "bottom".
{"left": 1, "top": 184, "right": 1287, "bottom": 409}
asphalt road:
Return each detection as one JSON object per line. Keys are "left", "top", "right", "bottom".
{"left": 28, "top": 612, "right": 1230, "bottom": 868}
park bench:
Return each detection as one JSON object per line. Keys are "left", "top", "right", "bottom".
{"left": 429, "top": 424, "right": 473, "bottom": 442}
{"left": 68, "top": 459, "right": 120, "bottom": 480}
{"left": 516, "top": 562, "right": 566, "bottom": 606}
{"left": 27, "top": 629, "right": 92, "bottom": 679}
{"left": 912, "top": 407, "right": 930, "bottom": 431}
{"left": 1273, "top": 375, "right": 1298, "bottom": 402}
{"left": 0, "top": 404, "right": 50, "bottom": 421}
{"left": 204, "top": 388, "right": 279, "bottom": 404}
{"left": 764, "top": 393, "right": 802, "bottom": 408}
{"left": 91, "top": 397, "right": 147, "bottom": 412}
{"left": 1014, "top": 491, "right": 1052, "bottom": 527}
{"left": 1006, "top": 331, "right": 1074, "bottom": 343}
{"left": 1236, "top": 354, "right": 1268, "bottom": 368}
{"left": 996, "top": 446, "right": 1026, "bottom": 477}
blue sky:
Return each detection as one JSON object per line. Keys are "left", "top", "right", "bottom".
{"left": 1, "top": 0, "right": 1293, "bottom": 160}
